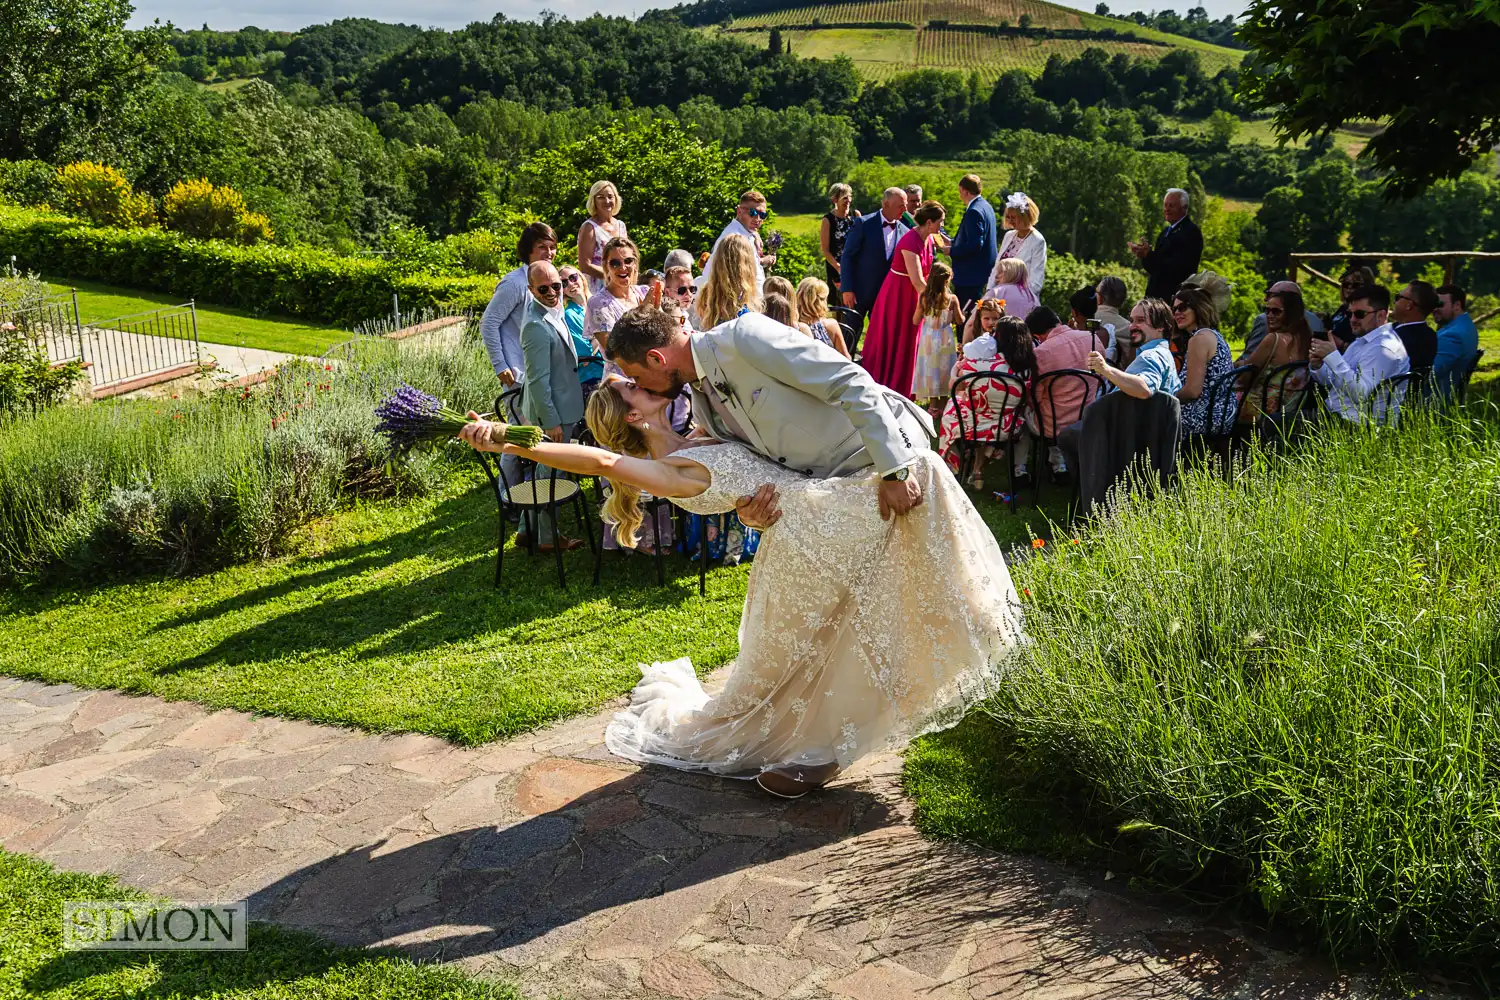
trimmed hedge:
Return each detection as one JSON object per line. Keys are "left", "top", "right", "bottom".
{"left": 0, "top": 207, "right": 495, "bottom": 327}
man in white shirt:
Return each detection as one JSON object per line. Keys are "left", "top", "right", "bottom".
{"left": 703, "top": 190, "right": 775, "bottom": 294}
{"left": 1309, "top": 284, "right": 1410, "bottom": 424}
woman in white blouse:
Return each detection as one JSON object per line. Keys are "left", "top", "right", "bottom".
{"left": 998, "top": 192, "right": 1046, "bottom": 297}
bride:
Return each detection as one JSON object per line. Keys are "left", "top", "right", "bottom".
{"left": 459, "top": 376, "right": 1024, "bottom": 798}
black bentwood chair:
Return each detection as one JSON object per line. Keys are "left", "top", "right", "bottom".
{"left": 1369, "top": 371, "right": 1419, "bottom": 425}
{"left": 1455, "top": 348, "right": 1485, "bottom": 406}
{"left": 474, "top": 392, "right": 597, "bottom": 590}
{"left": 1184, "top": 363, "right": 1256, "bottom": 482}
{"left": 1027, "top": 368, "right": 1105, "bottom": 502}
{"left": 949, "top": 370, "right": 1029, "bottom": 511}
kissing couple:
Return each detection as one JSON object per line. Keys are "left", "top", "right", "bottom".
{"left": 461, "top": 303, "right": 1024, "bottom": 799}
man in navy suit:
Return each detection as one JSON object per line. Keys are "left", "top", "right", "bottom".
{"left": 839, "top": 187, "right": 909, "bottom": 356}
{"left": 1129, "top": 188, "right": 1203, "bottom": 301}
{"left": 946, "top": 173, "right": 996, "bottom": 310}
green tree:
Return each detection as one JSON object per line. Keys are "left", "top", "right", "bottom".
{"left": 514, "top": 119, "right": 774, "bottom": 268}
{"left": 0, "top": 0, "right": 172, "bottom": 164}
{"left": 1250, "top": 184, "right": 1305, "bottom": 279}
{"left": 1294, "top": 155, "right": 1354, "bottom": 253}
{"left": 1019, "top": 13, "right": 1034, "bottom": 30}
{"left": 1239, "top": 0, "right": 1500, "bottom": 196}
{"left": 1205, "top": 109, "right": 1239, "bottom": 148}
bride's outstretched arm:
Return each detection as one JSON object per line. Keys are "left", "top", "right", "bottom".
{"left": 457, "top": 415, "right": 709, "bottom": 499}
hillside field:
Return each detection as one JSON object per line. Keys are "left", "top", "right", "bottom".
{"left": 716, "top": 0, "right": 1243, "bottom": 80}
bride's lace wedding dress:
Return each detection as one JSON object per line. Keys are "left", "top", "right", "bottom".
{"left": 605, "top": 443, "right": 1025, "bottom": 781}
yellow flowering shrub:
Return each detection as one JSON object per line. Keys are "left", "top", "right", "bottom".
{"left": 161, "top": 178, "right": 273, "bottom": 244}
{"left": 55, "top": 162, "right": 154, "bottom": 229}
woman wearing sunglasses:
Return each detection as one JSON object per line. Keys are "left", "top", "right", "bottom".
{"left": 1328, "top": 265, "right": 1375, "bottom": 349}
{"left": 1170, "top": 285, "right": 1237, "bottom": 438}
{"left": 1239, "top": 287, "right": 1313, "bottom": 425}
{"left": 584, "top": 236, "right": 656, "bottom": 345}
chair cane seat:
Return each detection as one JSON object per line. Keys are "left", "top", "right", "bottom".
{"left": 503, "top": 480, "right": 582, "bottom": 507}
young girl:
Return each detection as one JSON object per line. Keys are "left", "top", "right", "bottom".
{"left": 910, "top": 260, "right": 963, "bottom": 417}
{"left": 982, "top": 257, "right": 1040, "bottom": 320}
{"left": 939, "top": 307, "right": 1035, "bottom": 490}
{"left": 796, "top": 277, "right": 851, "bottom": 357}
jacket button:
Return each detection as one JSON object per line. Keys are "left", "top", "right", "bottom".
{"left": 777, "top": 457, "right": 786, "bottom": 464}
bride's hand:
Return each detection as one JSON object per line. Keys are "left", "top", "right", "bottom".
{"left": 736, "top": 484, "right": 782, "bottom": 530}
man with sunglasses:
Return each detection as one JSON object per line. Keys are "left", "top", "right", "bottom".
{"left": 664, "top": 265, "right": 699, "bottom": 330}
{"left": 516, "top": 260, "right": 586, "bottom": 552}
{"left": 704, "top": 190, "right": 774, "bottom": 294}
{"left": 1307, "top": 283, "right": 1409, "bottom": 424}
{"left": 1388, "top": 280, "right": 1439, "bottom": 381}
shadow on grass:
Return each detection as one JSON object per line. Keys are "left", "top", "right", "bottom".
{"left": 150, "top": 485, "right": 728, "bottom": 677}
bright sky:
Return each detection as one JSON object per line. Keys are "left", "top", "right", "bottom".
{"left": 127, "top": 0, "right": 1247, "bottom": 33}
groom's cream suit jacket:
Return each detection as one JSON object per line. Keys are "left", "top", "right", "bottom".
{"left": 688, "top": 312, "right": 935, "bottom": 480}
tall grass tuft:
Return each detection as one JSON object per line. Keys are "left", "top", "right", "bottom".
{"left": 0, "top": 336, "right": 499, "bottom": 581}
{"left": 981, "top": 407, "right": 1500, "bottom": 973}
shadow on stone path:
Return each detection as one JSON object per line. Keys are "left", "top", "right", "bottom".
{"left": 0, "top": 676, "right": 1396, "bottom": 999}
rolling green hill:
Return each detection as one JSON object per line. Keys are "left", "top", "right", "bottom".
{"left": 703, "top": 0, "right": 1244, "bottom": 81}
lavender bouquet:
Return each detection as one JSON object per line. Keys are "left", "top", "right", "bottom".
{"left": 763, "top": 230, "right": 785, "bottom": 254}
{"left": 373, "top": 383, "right": 543, "bottom": 460}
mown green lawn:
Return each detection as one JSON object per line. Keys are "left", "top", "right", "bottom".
{"left": 0, "top": 849, "right": 518, "bottom": 1000}
{"left": 0, "top": 458, "right": 1065, "bottom": 745}
{"left": 49, "top": 279, "right": 347, "bottom": 356}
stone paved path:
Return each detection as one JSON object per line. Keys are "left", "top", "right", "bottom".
{"left": 0, "top": 676, "right": 1393, "bottom": 999}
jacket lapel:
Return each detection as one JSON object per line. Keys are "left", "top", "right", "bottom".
{"left": 692, "top": 335, "right": 770, "bottom": 456}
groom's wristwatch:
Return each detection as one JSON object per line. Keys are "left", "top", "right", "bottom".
{"left": 882, "top": 468, "right": 910, "bottom": 483}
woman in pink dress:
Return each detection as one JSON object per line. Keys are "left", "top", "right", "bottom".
{"left": 860, "top": 200, "right": 946, "bottom": 396}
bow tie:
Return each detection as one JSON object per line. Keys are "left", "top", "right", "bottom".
{"left": 882, "top": 220, "right": 898, "bottom": 229}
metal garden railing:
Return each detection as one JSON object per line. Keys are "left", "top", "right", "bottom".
{"left": 79, "top": 302, "right": 202, "bottom": 391}
{"left": 2, "top": 289, "right": 84, "bottom": 365}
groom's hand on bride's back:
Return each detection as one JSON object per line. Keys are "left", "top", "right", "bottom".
{"left": 735, "top": 484, "right": 782, "bottom": 530}
{"left": 878, "top": 477, "right": 923, "bottom": 521}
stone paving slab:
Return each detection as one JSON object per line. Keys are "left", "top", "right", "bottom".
{"left": 0, "top": 675, "right": 1413, "bottom": 999}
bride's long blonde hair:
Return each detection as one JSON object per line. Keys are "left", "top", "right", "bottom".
{"left": 585, "top": 381, "right": 650, "bottom": 548}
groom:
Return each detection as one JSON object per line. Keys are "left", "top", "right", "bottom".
{"left": 606, "top": 306, "right": 935, "bottom": 523}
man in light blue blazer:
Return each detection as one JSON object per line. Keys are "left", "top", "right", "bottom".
{"left": 516, "top": 261, "right": 585, "bottom": 551}
{"left": 946, "top": 173, "right": 997, "bottom": 310}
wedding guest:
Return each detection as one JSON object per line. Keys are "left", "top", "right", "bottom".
{"left": 480, "top": 222, "right": 558, "bottom": 384}
{"left": 820, "top": 183, "right": 855, "bottom": 297}
{"left": 1389, "top": 279, "right": 1439, "bottom": 380}
{"left": 577, "top": 181, "right": 627, "bottom": 295}
{"left": 1061, "top": 298, "right": 1183, "bottom": 482}
{"left": 585, "top": 236, "right": 653, "bottom": 343}
{"left": 947, "top": 173, "right": 997, "bottom": 310}
{"left": 862, "top": 200, "right": 946, "bottom": 396}
{"left": 901, "top": 184, "right": 922, "bottom": 228}
{"left": 1239, "top": 286, "right": 1312, "bottom": 424}
{"left": 664, "top": 265, "right": 699, "bottom": 331}
{"left": 1328, "top": 265, "right": 1376, "bottom": 348}
{"left": 839, "top": 188, "right": 910, "bottom": 354}
{"left": 1028, "top": 305, "right": 1096, "bottom": 484}
{"left": 1239, "top": 279, "right": 1324, "bottom": 360}
{"left": 1307, "top": 284, "right": 1409, "bottom": 424}
{"left": 911, "top": 260, "right": 964, "bottom": 420}
{"left": 1128, "top": 188, "right": 1202, "bottom": 301}
{"left": 1432, "top": 284, "right": 1481, "bottom": 401}
{"left": 663, "top": 248, "right": 694, "bottom": 274}
{"left": 983, "top": 257, "right": 1040, "bottom": 319}
{"left": 761, "top": 292, "right": 799, "bottom": 330}
{"left": 763, "top": 277, "right": 810, "bottom": 335}
{"left": 1092, "top": 275, "right": 1128, "bottom": 350}
{"left": 706, "top": 189, "right": 774, "bottom": 292}
{"left": 998, "top": 192, "right": 1046, "bottom": 296}
{"left": 796, "top": 277, "right": 851, "bottom": 357}
{"left": 517, "top": 260, "right": 586, "bottom": 553}
{"left": 1170, "top": 285, "right": 1236, "bottom": 437}
{"left": 558, "top": 265, "right": 602, "bottom": 390}
{"left": 938, "top": 310, "right": 1033, "bottom": 488}
{"left": 698, "top": 233, "right": 762, "bottom": 329}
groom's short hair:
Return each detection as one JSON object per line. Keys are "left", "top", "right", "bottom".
{"left": 607, "top": 305, "right": 680, "bottom": 365}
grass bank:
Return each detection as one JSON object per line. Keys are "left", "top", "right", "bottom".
{"left": 50, "top": 279, "right": 347, "bottom": 356}
{"left": 0, "top": 849, "right": 518, "bottom": 999}
{"left": 906, "top": 407, "right": 1500, "bottom": 978}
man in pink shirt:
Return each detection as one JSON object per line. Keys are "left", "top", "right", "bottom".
{"left": 1025, "top": 299, "right": 1103, "bottom": 484}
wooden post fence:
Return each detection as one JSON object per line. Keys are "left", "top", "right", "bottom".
{"left": 1288, "top": 250, "right": 1500, "bottom": 287}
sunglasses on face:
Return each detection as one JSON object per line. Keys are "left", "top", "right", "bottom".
{"left": 746, "top": 208, "right": 768, "bottom": 219}
{"left": 1264, "top": 306, "right": 1285, "bottom": 316}
{"left": 1171, "top": 302, "right": 1190, "bottom": 314}
{"left": 1395, "top": 292, "right": 1414, "bottom": 304}
{"left": 672, "top": 285, "right": 696, "bottom": 296}
{"left": 608, "top": 257, "right": 637, "bottom": 269}
{"left": 1340, "top": 280, "right": 1360, "bottom": 288}
{"left": 1350, "top": 308, "right": 1380, "bottom": 320}
{"left": 562, "top": 273, "right": 581, "bottom": 284}
{"left": 533, "top": 282, "right": 562, "bottom": 294}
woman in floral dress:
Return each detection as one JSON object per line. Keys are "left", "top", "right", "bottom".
{"left": 938, "top": 307, "right": 1035, "bottom": 489}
